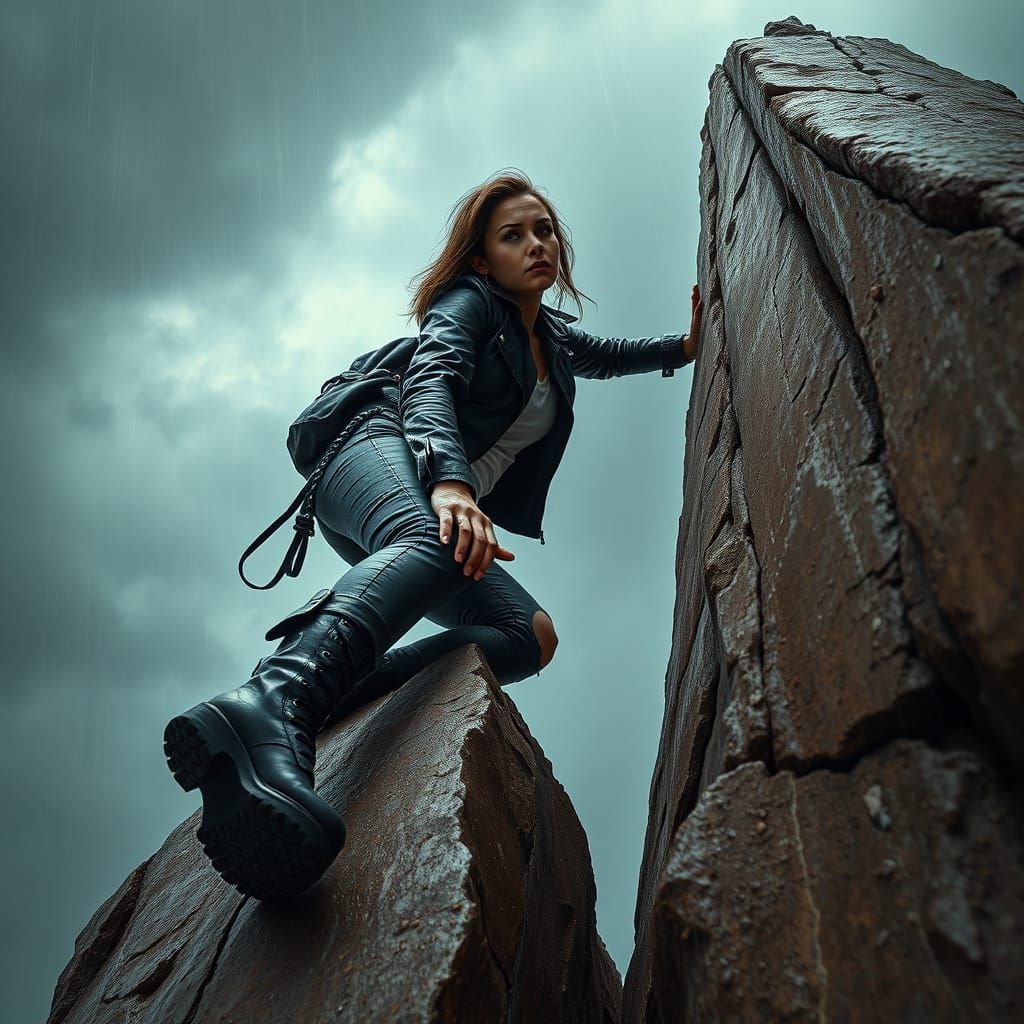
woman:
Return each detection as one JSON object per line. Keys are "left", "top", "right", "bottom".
{"left": 163, "top": 170, "right": 703, "bottom": 902}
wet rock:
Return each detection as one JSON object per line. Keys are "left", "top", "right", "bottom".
{"left": 47, "top": 646, "right": 620, "bottom": 1023}
{"left": 651, "top": 741, "right": 1024, "bottom": 1022}
{"left": 626, "top": 16, "right": 1023, "bottom": 1023}
{"left": 722, "top": 16, "right": 1024, "bottom": 764}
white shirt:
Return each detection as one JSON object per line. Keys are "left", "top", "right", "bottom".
{"left": 470, "top": 373, "right": 556, "bottom": 500}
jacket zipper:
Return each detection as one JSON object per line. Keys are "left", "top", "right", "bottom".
{"left": 540, "top": 528, "right": 545, "bottom": 545}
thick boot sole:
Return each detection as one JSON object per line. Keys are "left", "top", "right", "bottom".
{"left": 163, "top": 703, "right": 345, "bottom": 901}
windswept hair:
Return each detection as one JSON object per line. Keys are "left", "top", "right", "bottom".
{"left": 404, "top": 168, "right": 593, "bottom": 326}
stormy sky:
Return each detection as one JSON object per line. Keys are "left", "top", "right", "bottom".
{"left": 2, "top": 1, "right": 1020, "bottom": 1019}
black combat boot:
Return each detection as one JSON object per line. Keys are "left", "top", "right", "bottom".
{"left": 163, "top": 588, "right": 376, "bottom": 901}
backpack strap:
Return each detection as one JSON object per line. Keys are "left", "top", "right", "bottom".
{"left": 238, "top": 403, "right": 398, "bottom": 590}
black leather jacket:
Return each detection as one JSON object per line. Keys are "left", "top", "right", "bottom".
{"left": 347, "top": 271, "right": 691, "bottom": 544}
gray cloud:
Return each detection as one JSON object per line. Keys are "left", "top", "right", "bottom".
{"left": 1, "top": 0, "right": 540, "bottom": 342}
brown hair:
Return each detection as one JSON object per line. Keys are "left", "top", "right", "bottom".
{"left": 404, "top": 168, "right": 593, "bottom": 326}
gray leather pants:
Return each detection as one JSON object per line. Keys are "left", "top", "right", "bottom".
{"left": 311, "top": 400, "right": 548, "bottom": 716}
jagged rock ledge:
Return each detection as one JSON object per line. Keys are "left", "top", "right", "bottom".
{"left": 49, "top": 646, "right": 621, "bottom": 1023}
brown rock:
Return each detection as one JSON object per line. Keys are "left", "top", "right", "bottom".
{"left": 729, "top": 26, "right": 1024, "bottom": 238}
{"left": 627, "top": 16, "right": 1024, "bottom": 1022}
{"left": 651, "top": 741, "right": 1024, "bottom": 1022}
{"left": 705, "top": 64, "right": 942, "bottom": 769}
{"left": 48, "top": 646, "right": 621, "bottom": 1023}
{"left": 723, "top": 18, "right": 1024, "bottom": 761}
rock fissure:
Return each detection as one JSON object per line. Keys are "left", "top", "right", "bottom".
{"left": 807, "top": 348, "right": 848, "bottom": 429}
{"left": 841, "top": 546, "right": 901, "bottom": 597}
{"left": 466, "top": 859, "right": 513, "bottom": 1003}
{"left": 786, "top": 775, "right": 830, "bottom": 1021}
{"left": 100, "top": 950, "right": 180, "bottom": 1004}
{"left": 723, "top": 138, "right": 762, "bottom": 241}
{"left": 832, "top": 36, "right": 987, "bottom": 129}
{"left": 740, "top": 480, "right": 776, "bottom": 779}
{"left": 120, "top": 904, "right": 203, "bottom": 966}
{"left": 180, "top": 896, "right": 248, "bottom": 1024}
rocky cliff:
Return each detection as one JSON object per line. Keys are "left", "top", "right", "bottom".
{"left": 624, "top": 16, "right": 1024, "bottom": 1023}
{"left": 48, "top": 647, "right": 621, "bottom": 1023}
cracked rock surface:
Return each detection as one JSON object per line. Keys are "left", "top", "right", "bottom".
{"left": 652, "top": 741, "right": 1024, "bottom": 1023}
{"left": 47, "top": 647, "right": 621, "bottom": 1024}
{"left": 624, "top": 16, "right": 1024, "bottom": 1023}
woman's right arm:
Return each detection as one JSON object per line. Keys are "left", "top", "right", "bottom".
{"left": 400, "top": 284, "right": 515, "bottom": 579}
{"left": 400, "top": 282, "right": 485, "bottom": 500}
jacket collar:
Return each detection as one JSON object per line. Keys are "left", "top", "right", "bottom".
{"left": 463, "top": 270, "right": 580, "bottom": 326}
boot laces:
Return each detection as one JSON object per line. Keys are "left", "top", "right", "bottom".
{"left": 283, "top": 616, "right": 367, "bottom": 769}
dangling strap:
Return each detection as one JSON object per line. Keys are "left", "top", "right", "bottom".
{"left": 238, "top": 403, "right": 398, "bottom": 590}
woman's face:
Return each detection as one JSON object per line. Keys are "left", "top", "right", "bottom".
{"left": 471, "top": 192, "right": 560, "bottom": 300}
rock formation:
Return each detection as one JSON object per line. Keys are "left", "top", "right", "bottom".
{"left": 48, "top": 647, "right": 621, "bottom": 1023}
{"left": 624, "top": 16, "right": 1024, "bottom": 1023}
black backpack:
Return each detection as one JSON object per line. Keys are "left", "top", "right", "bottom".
{"left": 238, "top": 335, "right": 419, "bottom": 590}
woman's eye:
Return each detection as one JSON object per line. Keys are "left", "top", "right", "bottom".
{"left": 503, "top": 225, "right": 552, "bottom": 241}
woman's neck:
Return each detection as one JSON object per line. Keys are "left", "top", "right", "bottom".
{"left": 511, "top": 294, "right": 542, "bottom": 337}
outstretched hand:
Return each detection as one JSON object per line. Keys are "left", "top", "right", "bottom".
{"left": 430, "top": 481, "right": 516, "bottom": 582}
{"left": 684, "top": 283, "right": 703, "bottom": 362}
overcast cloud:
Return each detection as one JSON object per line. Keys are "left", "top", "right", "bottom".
{"left": 2, "top": 1, "right": 1021, "bottom": 1019}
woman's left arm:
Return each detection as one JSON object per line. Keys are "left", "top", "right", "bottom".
{"left": 561, "top": 283, "right": 703, "bottom": 379}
